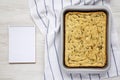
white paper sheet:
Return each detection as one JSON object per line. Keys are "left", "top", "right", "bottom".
{"left": 9, "top": 27, "right": 35, "bottom": 63}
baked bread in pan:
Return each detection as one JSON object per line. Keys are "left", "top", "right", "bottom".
{"left": 64, "top": 11, "right": 107, "bottom": 68}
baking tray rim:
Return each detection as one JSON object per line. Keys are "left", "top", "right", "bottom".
{"left": 60, "top": 6, "right": 111, "bottom": 73}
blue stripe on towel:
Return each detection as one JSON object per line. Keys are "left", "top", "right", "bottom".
{"left": 98, "top": 74, "right": 101, "bottom": 80}
{"left": 89, "top": 74, "right": 91, "bottom": 80}
{"left": 46, "top": 21, "right": 55, "bottom": 80}
{"left": 54, "top": 32, "right": 64, "bottom": 80}
{"left": 107, "top": 72, "right": 110, "bottom": 78}
{"left": 70, "top": 73, "right": 73, "bottom": 80}
{"left": 34, "top": 0, "right": 47, "bottom": 28}
{"left": 79, "top": 74, "right": 82, "bottom": 80}
{"left": 52, "top": 0, "right": 64, "bottom": 80}
{"left": 111, "top": 44, "right": 119, "bottom": 76}
{"left": 102, "top": 0, "right": 104, "bottom": 5}
{"left": 44, "top": 0, "right": 48, "bottom": 15}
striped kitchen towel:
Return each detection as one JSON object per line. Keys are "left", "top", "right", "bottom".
{"left": 29, "top": 0, "right": 120, "bottom": 80}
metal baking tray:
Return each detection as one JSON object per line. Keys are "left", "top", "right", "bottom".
{"left": 60, "top": 6, "right": 111, "bottom": 73}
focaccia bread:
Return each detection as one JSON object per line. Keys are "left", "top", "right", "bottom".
{"left": 64, "top": 11, "right": 107, "bottom": 67}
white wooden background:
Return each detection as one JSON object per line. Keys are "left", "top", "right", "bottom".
{"left": 0, "top": 0, "right": 120, "bottom": 80}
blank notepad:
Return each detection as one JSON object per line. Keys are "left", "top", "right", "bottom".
{"left": 9, "top": 27, "right": 35, "bottom": 63}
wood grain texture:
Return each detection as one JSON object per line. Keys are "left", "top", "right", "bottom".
{"left": 0, "top": 0, "right": 44, "bottom": 80}
{"left": 0, "top": 0, "right": 119, "bottom": 80}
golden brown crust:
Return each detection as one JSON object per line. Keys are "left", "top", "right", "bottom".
{"left": 64, "top": 11, "right": 107, "bottom": 67}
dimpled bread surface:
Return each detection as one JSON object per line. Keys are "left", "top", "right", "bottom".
{"left": 64, "top": 11, "right": 107, "bottom": 67}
